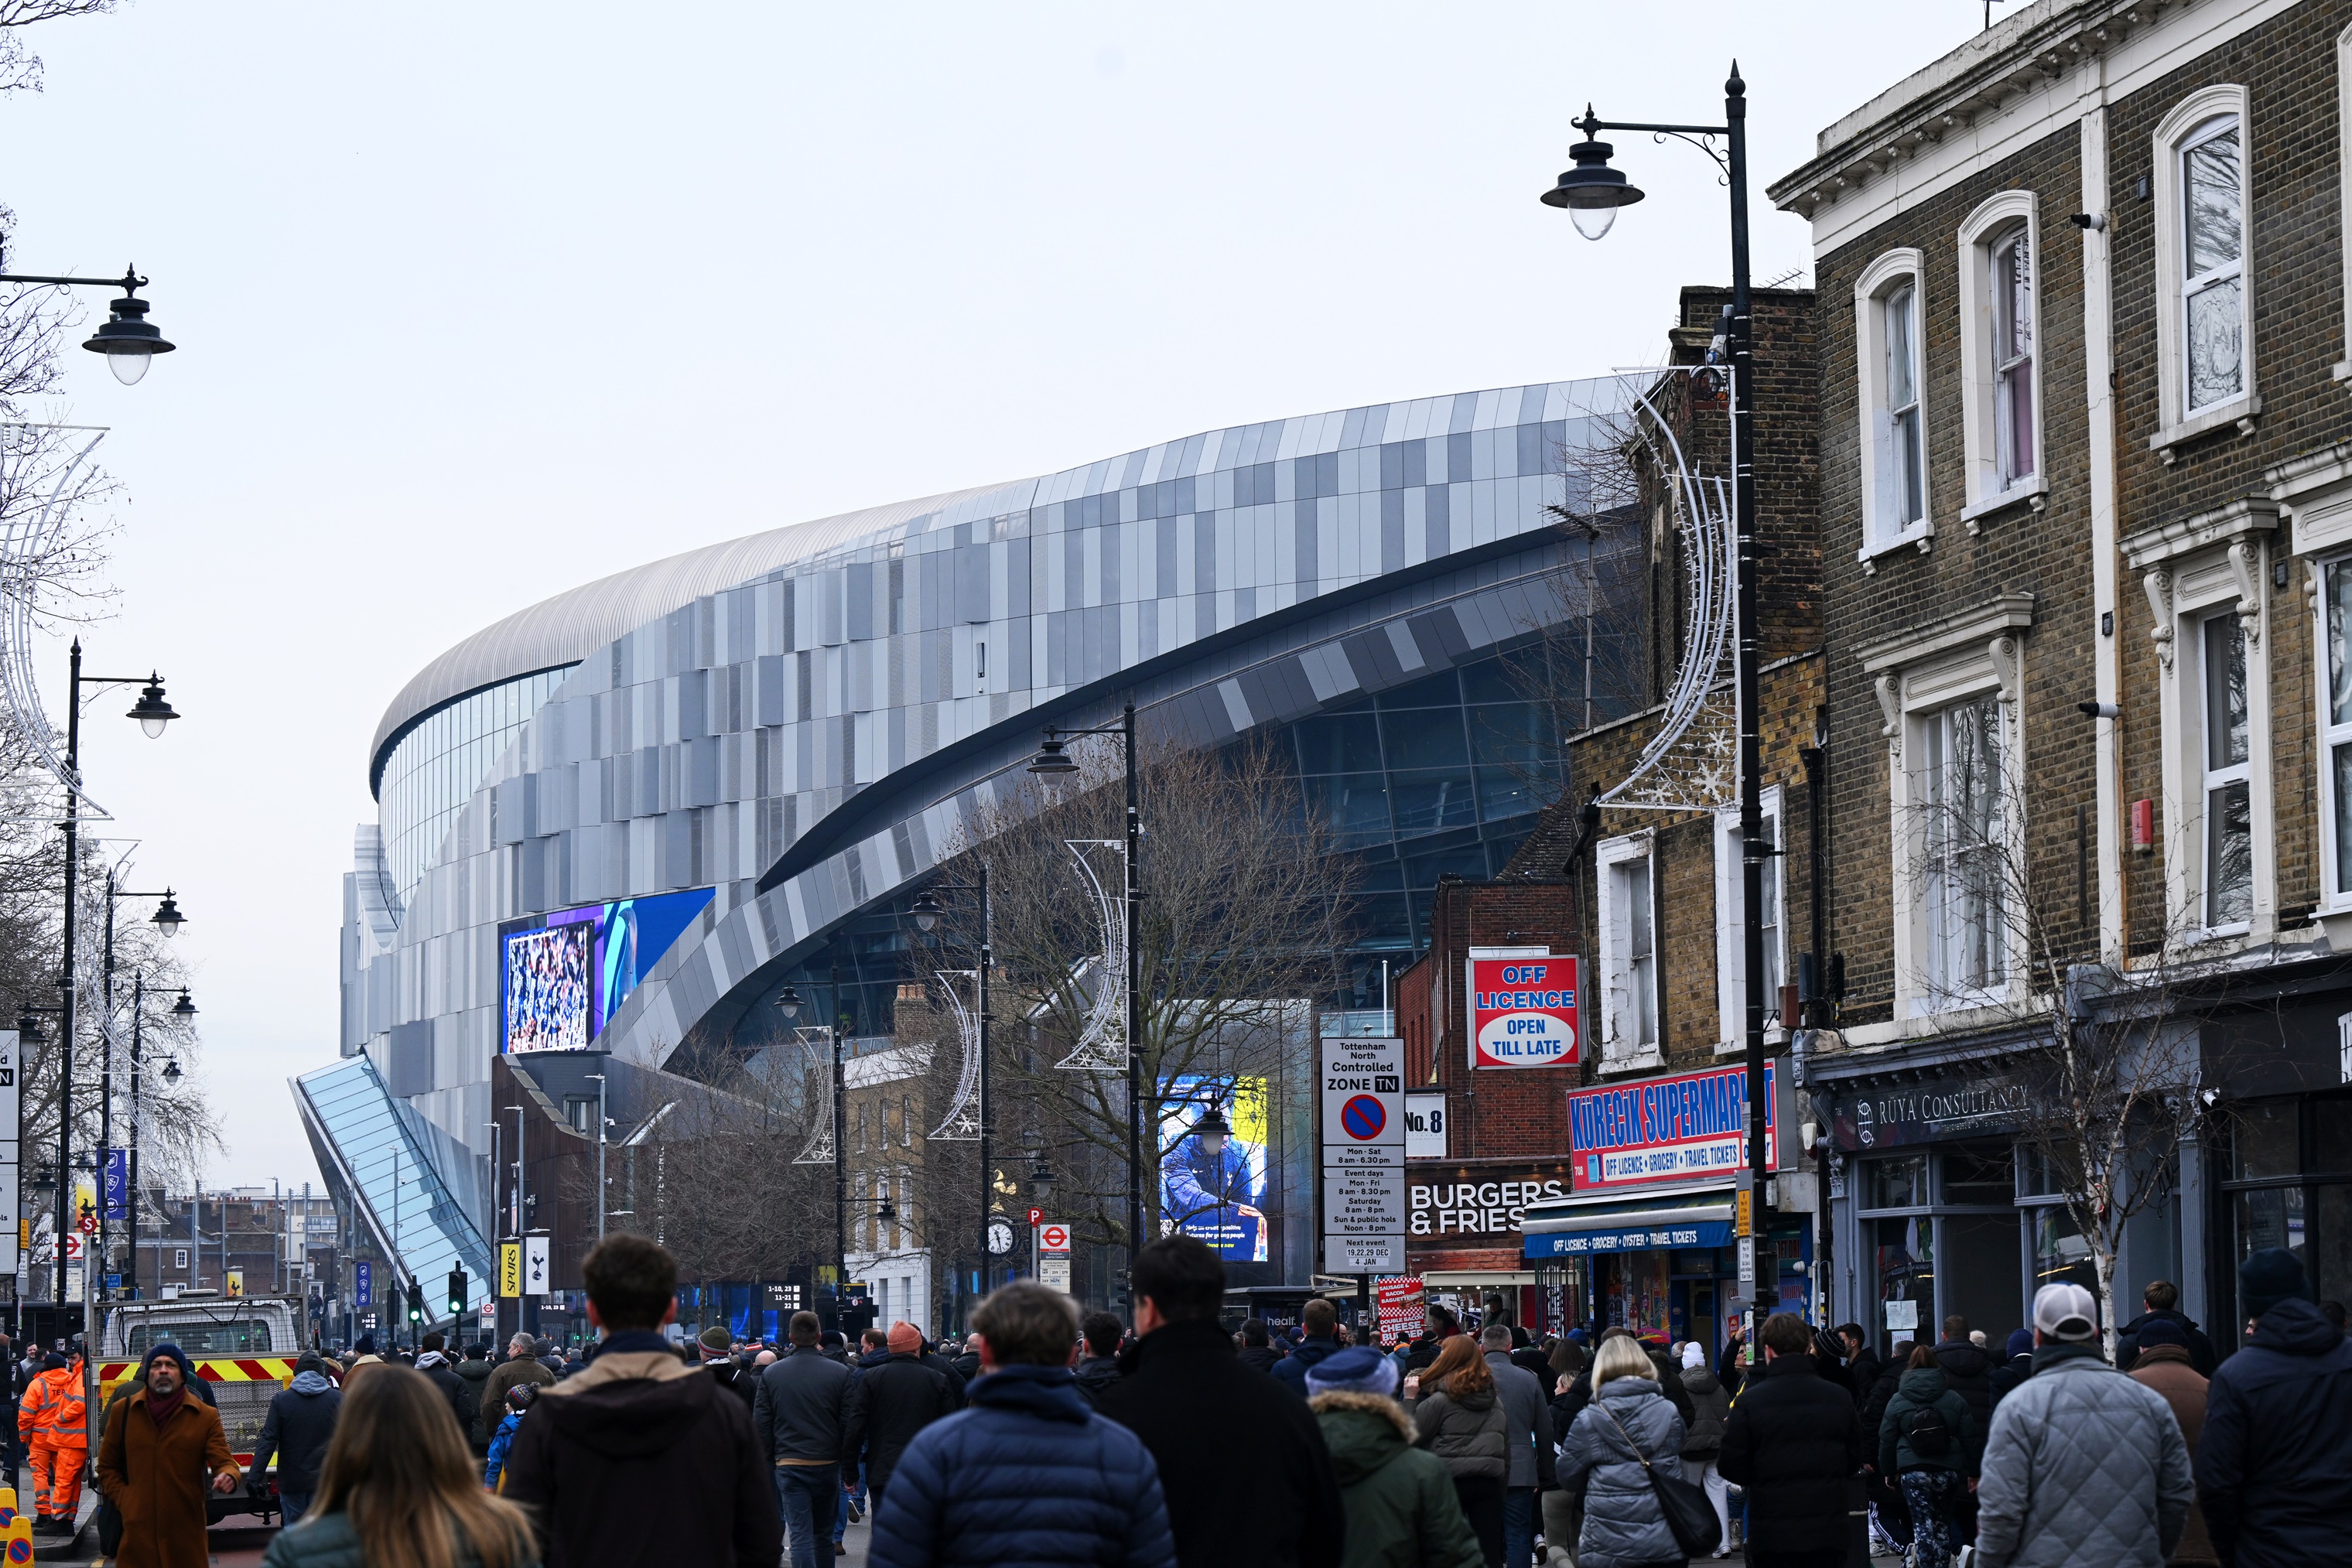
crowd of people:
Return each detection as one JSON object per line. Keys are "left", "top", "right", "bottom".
{"left": 0, "top": 1238, "right": 2333, "bottom": 1566}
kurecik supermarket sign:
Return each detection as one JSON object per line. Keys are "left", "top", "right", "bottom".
{"left": 1567, "top": 1062, "right": 1776, "bottom": 1191}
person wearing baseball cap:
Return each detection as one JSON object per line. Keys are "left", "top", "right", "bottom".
{"left": 2194, "top": 1247, "right": 2352, "bottom": 1568}
{"left": 1973, "top": 1282, "right": 2192, "bottom": 1568}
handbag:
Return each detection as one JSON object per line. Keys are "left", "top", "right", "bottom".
{"left": 1595, "top": 1398, "right": 1723, "bottom": 1558}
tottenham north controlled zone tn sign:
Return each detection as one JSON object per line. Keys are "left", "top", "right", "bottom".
{"left": 1468, "top": 955, "right": 1579, "bottom": 1068}
{"left": 1321, "top": 1035, "right": 1405, "bottom": 1274}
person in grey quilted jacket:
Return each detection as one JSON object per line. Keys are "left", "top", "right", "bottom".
{"left": 1559, "top": 1336, "right": 1689, "bottom": 1568}
{"left": 1974, "top": 1283, "right": 2193, "bottom": 1568}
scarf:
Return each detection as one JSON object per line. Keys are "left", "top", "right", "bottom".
{"left": 143, "top": 1383, "right": 187, "bottom": 1426}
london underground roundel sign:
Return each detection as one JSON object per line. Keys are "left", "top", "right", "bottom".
{"left": 1468, "top": 955, "right": 1579, "bottom": 1068}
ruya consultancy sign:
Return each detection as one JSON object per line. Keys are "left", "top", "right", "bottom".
{"left": 1833, "top": 1076, "right": 2030, "bottom": 1151}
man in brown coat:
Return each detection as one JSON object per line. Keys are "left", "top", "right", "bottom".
{"left": 480, "top": 1330, "right": 554, "bottom": 1432}
{"left": 95, "top": 1344, "right": 238, "bottom": 1568}
{"left": 2128, "top": 1317, "right": 2217, "bottom": 1565}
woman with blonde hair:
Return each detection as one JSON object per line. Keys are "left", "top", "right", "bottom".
{"left": 1559, "top": 1334, "right": 1691, "bottom": 1567}
{"left": 1410, "top": 1333, "right": 1509, "bottom": 1566}
{"left": 261, "top": 1364, "right": 538, "bottom": 1568}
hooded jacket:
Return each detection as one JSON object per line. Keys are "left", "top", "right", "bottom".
{"left": 499, "top": 1340, "right": 782, "bottom": 1568}
{"left": 1930, "top": 1338, "right": 1999, "bottom": 1431}
{"left": 867, "top": 1365, "right": 1176, "bottom": 1568}
{"left": 1311, "top": 1390, "right": 1482, "bottom": 1568}
{"left": 2194, "top": 1296, "right": 2352, "bottom": 1568}
{"left": 248, "top": 1371, "right": 341, "bottom": 1496}
{"left": 1974, "top": 1343, "right": 2192, "bottom": 1568}
{"left": 1072, "top": 1354, "right": 1122, "bottom": 1407}
{"left": 1094, "top": 1318, "right": 1345, "bottom": 1568}
{"left": 1877, "top": 1365, "right": 1978, "bottom": 1477}
{"left": 453, "top": 1354, "right": 494, "bottom": 1447}
{"left": 1410, "top": 1373, "right": 1507, "bottom": 1481}
{"left": 1678, "top": 1363, "right": 1729, "bottom": 1457}
{"left": 417, "top": 1351, "right": 475, "bottom": 1449}
{"left": 1558, "top": 1378, "right": 1690, "bottom": 1568}
{"left": 1270, "top": 1334, "right": 1343, "bottom": 1398}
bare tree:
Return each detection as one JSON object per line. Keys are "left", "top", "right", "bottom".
{"left": 935, "top": 736, "right": 1352, "bottom": 1257}
{"left": 1888, "top": 699, "right": 2247, "bottom": 1358}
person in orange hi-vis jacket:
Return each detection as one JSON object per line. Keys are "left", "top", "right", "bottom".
{"left": 17, "top": 1348, "right": 87, "bottom": 1532}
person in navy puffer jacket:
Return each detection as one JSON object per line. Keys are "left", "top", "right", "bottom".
{"left": 1271, "top": 1299, "right": 1345, "bottom": 1398}
{"left": 869, "top": 1281, "right": 1175, "bottom": 1568}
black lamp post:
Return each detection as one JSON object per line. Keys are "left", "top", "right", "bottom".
{"left": 0, "top": 264, "right": 175, "bottom": 385}
{"left": 100, "top": 876, "right": 189, "bottom": 1302}
{"left": 52, "top": 644, "right": 179, "bottom": 1328}
{"left": 1028, "top": 703, "right": 1142, "bottom": 1319}
{"left": 908, "top": 866, "right": 993, "bottom": 1326}
{"left": 1544, "top": 66, "right": 1773, "bottom": 1326}
{"left": 777, "top": 948, "right": 850, "bottom": 1324}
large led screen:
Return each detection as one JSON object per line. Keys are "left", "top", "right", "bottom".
{"left": 1158, "top": 1074, "right": 1270, "bottom": 1262}
{"left": 500, "top": 886, "right": 716, "bottom": 1054}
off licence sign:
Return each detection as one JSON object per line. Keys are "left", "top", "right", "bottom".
{"left": 1468, "top": 956, "right": 1579, "bottom": 1068}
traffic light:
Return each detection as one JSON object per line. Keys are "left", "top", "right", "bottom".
{"left": 446, "top": 1268, "right": 467, "bottom": 1317}
{"left": 405, "top": 1280, "right": 425, "bottom": 1325}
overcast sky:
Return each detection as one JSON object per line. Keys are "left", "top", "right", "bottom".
{"left": 2, "top": 2, "right": 1995, "bottom": 1186}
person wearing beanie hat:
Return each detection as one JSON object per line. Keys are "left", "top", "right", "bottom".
{"left": 484, "top": 1381, "right": 538, "bottom": 1492}
{"left": 2194, "top": 1247, "right": 2352, "bottom": 1568}
{"left": 96, "top": 1335, "right": 239, "bottom": 1566}
{"left": 851, "top": 1321, "right": 956, "bottom": 1518}
{"left": 701, "top": 1324, "right": 757, "bottom": 1412}
{"left": 1989, "top": 1326, "right": 2037, "bottom": 1403}
{"left": 1301, "top": 1347, "right": 1482, "bottom": 1568}
{"left": 1974, "top": 1283, "right": 2192, "bottom": 1568}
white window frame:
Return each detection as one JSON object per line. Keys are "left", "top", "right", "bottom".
{"left": 1957, "top": 191, "right": 2048, "bottom": 524}
{"left": 2194, "top": 608, "right": 2255, "bottom": 933}
{"left": 1714, "top": 785, "right": 1787, "bottom": 1054}
{"left": 2315, "top": 552, "right": 2352, "bottom": 911}
{"left": 1857, "top": 596, "right": 2033, "bottom": 1018}
{"left": 2126, "top": 501, "right": 2276, "bottom": 945}
{"left": 1855, "top": 248, "right": 1933, "bottom": 567}
{"left": 1595, "top": 832, "right": 1663, "bottom": 1071}
{"left": 2151, "top": 85, "right": 2258, "bottom": 456}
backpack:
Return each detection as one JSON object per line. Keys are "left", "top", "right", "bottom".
{"left": 1899, "top": 1399, "right": 1952, "bottom": 1457}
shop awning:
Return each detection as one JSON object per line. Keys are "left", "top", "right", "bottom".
{"left": 1520, "top": 1187, "right": 1735, "bottom": 1258}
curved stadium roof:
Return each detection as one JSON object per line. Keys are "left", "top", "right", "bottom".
{"left": 367, "top": 480, "right": 1021, "bottom": 794}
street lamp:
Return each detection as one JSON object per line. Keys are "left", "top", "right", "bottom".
{"left": 1545, "top": 63, "right": 1774, "bottom": 1329}
{"left": 49, "top": 642, "right": 182, "bottom": 1340}
{"left": 905, "top": 868, "right": 993, "bottom": 1331}
{"left": 148, "top": 891, "right": 183, "bottom": 938}
{"left": 0, "top": 264, "right": 176, "bottom": 386}
{"left": 1190, "top": 1098, "right": 1232, "bottom": 1160}
{"left": 774, "top": 986, "right": 802, "bottom": 1020}
{"left": 1028, "top": 704, "right": 1143, "bottom": 1317}
{"left": 1026, "top": 1149, "right": 1057, "bottom": 1207}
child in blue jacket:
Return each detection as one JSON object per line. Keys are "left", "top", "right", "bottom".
{"left": 484, "top": 1382, "right": 538, "bottom": 1491}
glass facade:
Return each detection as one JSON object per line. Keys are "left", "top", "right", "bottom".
{"left": 295, "top": 1054, "right": 494, "bottom": 1310}
{"left": 377, "top": 668, "right": 574, "bottom": 905}
{"left": 2222, "top": 1092, "right": 2352, "bottom": 1338}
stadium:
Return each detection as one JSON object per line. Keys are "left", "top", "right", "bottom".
{"left": 296, "top": 377, "right": 1626, "bottom": 1323}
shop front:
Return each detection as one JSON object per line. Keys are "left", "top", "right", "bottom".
{"left": 1814, "top": 1062, "right": 2180, "bottom": 1358}
{"left": 1403, "top": 1161, "right": 1577, "bottom": 1335}
{"left": 1525, "top": 1062, "right": 1807, "bottom": 1350}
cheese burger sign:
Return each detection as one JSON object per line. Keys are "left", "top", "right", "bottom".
{"left": 1468, "top": 955, "right": 1580, "bottom": 1068}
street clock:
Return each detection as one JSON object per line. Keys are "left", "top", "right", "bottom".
{"left": 985, "top": 1218, "right": 1016, "bottom": 1256}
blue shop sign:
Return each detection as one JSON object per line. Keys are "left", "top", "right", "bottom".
{"left": 1527, "top": 1220, "right": 1735, "bottom": 1256}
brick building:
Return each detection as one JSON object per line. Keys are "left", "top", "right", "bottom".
{"left": 1391, "top": 283, "right": 1822, "bottom": 1343}
{"left": 1769, "top": 0, "right": 2352, "bottom": 1354}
